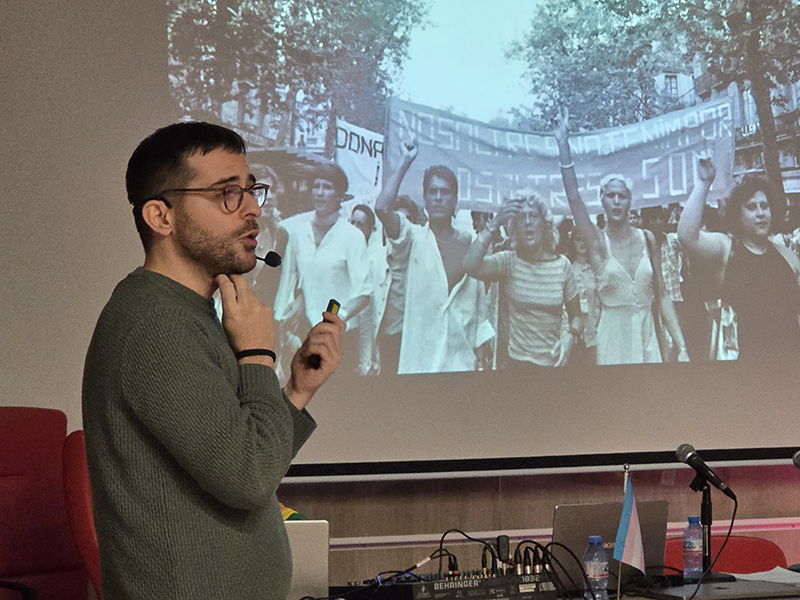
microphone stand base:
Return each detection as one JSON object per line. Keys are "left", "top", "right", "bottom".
{"left": 683, "top": 572, "right": 737, "bottom": 584}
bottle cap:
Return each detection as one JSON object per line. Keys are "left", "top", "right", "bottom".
{"left": 688, "top": 515, "right": 700, "bottom": 524}
{"left": 588, "top": 535, "right": 602, "bottom": 544}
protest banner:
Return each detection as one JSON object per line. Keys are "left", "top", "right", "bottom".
{"left": 385, "top": 97, "right": 734, "bottom": 214}
{"left": 336, "top": 118, "right": 384, "bottom": 202}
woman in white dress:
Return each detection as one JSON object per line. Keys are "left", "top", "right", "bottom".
{"left": 553, "top": 109, "right": 687, "bottom": 364}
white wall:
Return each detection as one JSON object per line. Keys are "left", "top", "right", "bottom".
{"left": 1, "top": 1, "right": 173, "bottom": 430}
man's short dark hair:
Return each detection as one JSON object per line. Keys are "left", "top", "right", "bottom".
{"left": 391, "top": 194, "right": 421, "bottom": 224}
{"left": 313, "top": 163, "right": 350, "bottom": 199}
{"left": 725, "top": 175, "right": 783, "bottom": 237}
{"left": 351, "top": 204, "right": 376, "bottom": 232}
{"left": 423, "top": 165, "right": 458, "bottom": 198}
{"left": 126, "top": 122, "right": 247, "bottom": 250}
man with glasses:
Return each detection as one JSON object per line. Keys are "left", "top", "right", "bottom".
{"left": 82, "top": 122, "right": 344, "bottom": 600}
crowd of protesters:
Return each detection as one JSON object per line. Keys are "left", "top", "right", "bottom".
{"left": 245, "top": 116, "right": 800, "bottom": 375}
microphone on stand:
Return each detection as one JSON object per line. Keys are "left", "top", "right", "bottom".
{"left": 257, "top": 251, "right": 282, "bottom": 267}
{"left": 676, "top": 444, "right": 738, "bottom": 583}
{"left": 676, "top": 443, "right": 736, "bottom": 500}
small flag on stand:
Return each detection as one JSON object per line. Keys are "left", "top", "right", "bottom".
{"left": 613, "top": 469, "right": 645, "bottom": 574}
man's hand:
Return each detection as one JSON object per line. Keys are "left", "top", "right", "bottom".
{"left": 284, "top": 310, "right": 346, "bottom": 410}
{"left": 216, "top": 274, "right": 276, "bottom": 367}
{"left": 400, "top": 135, "right": 418, "bottom": 165}
{"left": 698, "top": 157, "right": 716, "bottom": 185}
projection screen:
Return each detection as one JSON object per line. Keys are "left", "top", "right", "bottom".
{"left": 163, "top": 0, "right": 800, "bottom": 476}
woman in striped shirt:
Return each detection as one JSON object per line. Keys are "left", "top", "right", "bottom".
{"left": 464, "top": 194, "right": 583, "bottom": 367}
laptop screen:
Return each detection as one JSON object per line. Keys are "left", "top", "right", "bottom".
{"left": 549, "top": 501, "right": 669, "bottom": 594}
{"left": 285, "top": 519, "right": 330, "bottom": 600}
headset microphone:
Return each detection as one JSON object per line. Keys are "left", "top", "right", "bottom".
{"left": 257, "top": 251, "right": 282, "bottom": 267}
{"left": 792, "top": 449, "right": 800, "bottom": 469}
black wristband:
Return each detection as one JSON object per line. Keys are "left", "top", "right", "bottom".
{"left": 234, "top": 348, "right": 277, "bottom": 361}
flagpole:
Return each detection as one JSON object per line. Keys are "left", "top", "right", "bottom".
{"left": 618, "top": 464, "right": 629, "bottom": 600}
{"left": 615, "top": 463, "right": 645, "bottom": 598}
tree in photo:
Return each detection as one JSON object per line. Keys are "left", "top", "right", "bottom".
{"left": 169, "top": 0, "right": 282, "bottom": 124}
{"left": 507, "top": 0, "right": 687, "bottom": 132}
{"left": 663, "top": 0, "right": 800, "bottom": 195}
{"left": 168, "top": 0, "right": 429, "bottom": 153}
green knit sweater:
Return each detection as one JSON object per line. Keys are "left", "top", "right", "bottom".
{"left": 82, "top": 268, "right": 316, "bottom": 600}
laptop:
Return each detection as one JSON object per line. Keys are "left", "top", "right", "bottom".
{"left": 285, "top": 519, "right": 330, "bottom": 600}
{"left": 640, "top": 579, "right": 800, "bottom": 600}
{"left": 549, "top": 501, "right": 669, "bottom": 594}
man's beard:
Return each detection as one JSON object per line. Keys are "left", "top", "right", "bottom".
{"left": 173, "top": 209, "right": 258, "bottom": 276}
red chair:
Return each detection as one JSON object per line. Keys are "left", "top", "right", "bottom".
{"left": 63, "top": 431, "right": 103, "bottom": 600}
{"left": 0, "top": 407, "right": 89, "bottom": 600}
{"left": 665, "top": 535, "right": 788, "bottom": 574}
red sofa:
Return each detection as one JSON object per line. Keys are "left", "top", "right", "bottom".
{"left": 0, "top": 407, "right": 89, "bottom": 600}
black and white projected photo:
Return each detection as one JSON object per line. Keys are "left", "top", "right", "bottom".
{"left": 168, "top": 0, "right": 800, "bottom": 379}
{"left": 161, "top": 0, "right": 800, "bottom": 470}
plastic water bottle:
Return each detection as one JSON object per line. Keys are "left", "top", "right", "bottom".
{"left": 683, "top": 515, "right": 703, "bottom": 576}
{"left": 583, "top": 535, "right": 609, "bottom": 600}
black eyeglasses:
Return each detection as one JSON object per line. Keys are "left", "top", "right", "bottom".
{"left": 152, "top": 182, "right": 270, "bottom": 213}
